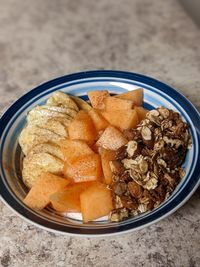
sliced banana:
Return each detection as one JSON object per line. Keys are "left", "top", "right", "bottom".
{"left": 70, "top": 95, "right": 91, "bottom": 111}
{"left": 28, "top": 143, "right": 64, "bottom": 160}
{"left": 47, "top": 91, "right": 79, "bottom": 112}
{"left": 41, "top": 105, "right": 78, "bottom": 118}
{"left": 22, "top": 152, "right": 64, "bottom": 188}
{"left": 37, "top": 119, "right": 68, "bottom": 138}
{"left": 28, "top": 116, "right": 72, "bottom": 129}
{"left": 19, "top": 125, "right": 65, "bottom": 155}
{"left": 27, "top": 106, "right": 74, "bottom": 123}
{"left": 19, "top": 91, "right": 87, "bottom": 190}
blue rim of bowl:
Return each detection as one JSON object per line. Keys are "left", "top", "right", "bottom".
{"left": 0, "top": 70, "right": 200, "bottom": 236}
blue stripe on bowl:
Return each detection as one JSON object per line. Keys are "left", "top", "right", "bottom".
{"left": 0, "top": 70, "right": 200, "bottom": 236}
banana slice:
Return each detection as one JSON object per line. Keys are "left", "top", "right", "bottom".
{"left": 22, "top": 152, "right": 64, "bottom": 188}
{"left": 27, "top": 106, "right": 75, "bottom": 123}
{"left": 19, "top": 125, "right": 65, "bottom": 155}
{"left": 70, "top": 95, "right": 92, "bottom": 111}
{"left": 28, "top": 143, "right": 64, "bottom": 160}
{"left": 37, "top": 119, "right": 68, "bottom": 138}
{"left": 28, "top": 116, "right": 72, "bottom": 129}
{"left": 42, "top": 105, "right": 78, "bottom": 116}
{"left": 47, "top": 91, "right": 79, "bottom": 112}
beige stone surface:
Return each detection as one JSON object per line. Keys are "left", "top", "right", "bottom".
{"left": 0, "top": 0, "right": 200, "bottom": 266}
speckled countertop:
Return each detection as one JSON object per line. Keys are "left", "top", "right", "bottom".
{"left": 0, "top": 0, "right": 200, "bottom": 266}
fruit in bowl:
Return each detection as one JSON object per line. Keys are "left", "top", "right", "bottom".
{"left": 1, "top": 71, "right": 199, "bottom": 235}
{"left": 18, "top": 88, "right": 191, "bottom": 223}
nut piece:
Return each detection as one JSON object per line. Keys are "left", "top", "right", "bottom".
{"left": 126, "top": 141, "right": 138, "bottom": 157}
{"left": 141, "top": 126, "right": 152, "bottom": 141}
{"left": 128, "top": 181, "right": 143, "bottom": 198}
{"left": 110, "top": 160, "right": 125, "bottom": 176}
{"left": 115, "top": 145, "right": 127, "bottom": 160}
{"left": 112, "top": 182, "right": 127, "bottom": 196}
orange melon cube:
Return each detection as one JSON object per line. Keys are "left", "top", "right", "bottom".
{"left": 60, "top": 140, "right": 94, "bottom": 163}
{"left": 68, "top": 110, "right": 97, "bottom": 145}
{"left": 104, "top": 96, "right": 133, "bottom": 110}
{"left": 88, "top": 90, "right": 110, "bottom": 109}
{"left": 88, "top": 108, "right": 109, "bottom": 131}
{"left": 23, "top": 172, "right": 70, "bottom": 210}
{"left": 116, "top": 88, "right": 143, "bottom": 106}
{"left": 99, "top": 148, "right": 116, "bottom": 185}
{"left": 134, "top": 106, "right": 148, "bottom": 122}
{"left": 80, "top": 182, "right": 113, "bottom": 222}
{"left": 64, "top": 154, "right": 103, "bottom": 183}
{"left": 49, "top": 182, "right": 94, "bottom": 213}
{"left": 101, "top": 109, "right": 139, "bottom": 131}
{"left": 96, "top": 126, "right": 128, "bottom": 150}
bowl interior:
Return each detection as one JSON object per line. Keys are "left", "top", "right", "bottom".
{"left": 0, "top": 73, "right": 199, "bottom": 235}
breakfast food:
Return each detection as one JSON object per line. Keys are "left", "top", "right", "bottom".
{"left": 115, "top": 88, "right": 143, "bottom": 106}
{"left": 19, "top": 125, "right": 66, "bottom": 156}
{"left": 47, "top": 91, "right": 79, "bottom": 111}
{"left": 29, "top": 143, "right": 65, "bottom": 160}
{"left": 50, "top": 182, "right": 95, "bottom": 213}
{"left": 68, "top": 110, "right": 97, "bottom": 145}
{"left": 96, "top": 125, "right": 128, "bottom": 150}
{"left": 100, "top": 109, "right": 139, "bottom": 130}
{"left": 80, "top": 182, "right": 113, "bottom": 222}
{"left": 61, "top": 139, "right": 94, "bottom": 163}
{"left": 22, "top": 152, "right": 64, "bottom": 188}
{"left": 19, "top": 89, "right": 191, "bottom": 223}
{"left": 88, "top": 108, "right": 109, "bottom": 131}
{"left": 110, "top": 107, "right": 191, "bottom": 221}
{"left": 24, "top": 172, "right": 70, "bottom": 210}
{"left": 99, "top": 148, "right": 116, "bottom": 185}
{"left": 88, "top": 90, "right": 110, "bottom": 109}
{"left": 19, "top": 91, "right": 79, "bottom": 187}
{"left": 70, "top": 95, "right": 92, "bottom": 111}
{"left": 63, "top": 154, "right": 102, "bottom": 183}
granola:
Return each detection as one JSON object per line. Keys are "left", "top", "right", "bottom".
{"left": 110, "top": 107, "right": 191, "bottom": 221}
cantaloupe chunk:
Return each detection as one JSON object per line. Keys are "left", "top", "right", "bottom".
{"left": 60, "top": 140, "right": 94, "bottom": 163}
{"left": 96, "top": 126, "right": 128, "bottom": 150}
{"left": 88, "top": 90, "right": 110, "bottom": 109}
{"left": 134, "top": 106, "right": 148, "bottom": 122}
{"left": 23, "top": 172, "right": 70, "bottom": 210}
{"left": 101, "top": 110, "right": 139, "bottom": 131}
{"left": 104, "top": 96, "right": 133, "bottom": 110}
{"left": 80, "top": 182, "right": 113, "bottom": 222}
{"left": 64, "top": 154, "right": 103, "bottom": 183}
{"left": 68, "top": 110, "right": 97, "bottom": 145}
{"left": 99, "top": 148, "right": 116, "bottom": 185}
{"left": 49, "top": 182, "right": 95, "bottom": 213}
{"left": 116, "top": 88, "right": 143, "bottom": 106}
{"left": 88, "top": 108, "right": 109, "bottom": 131}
